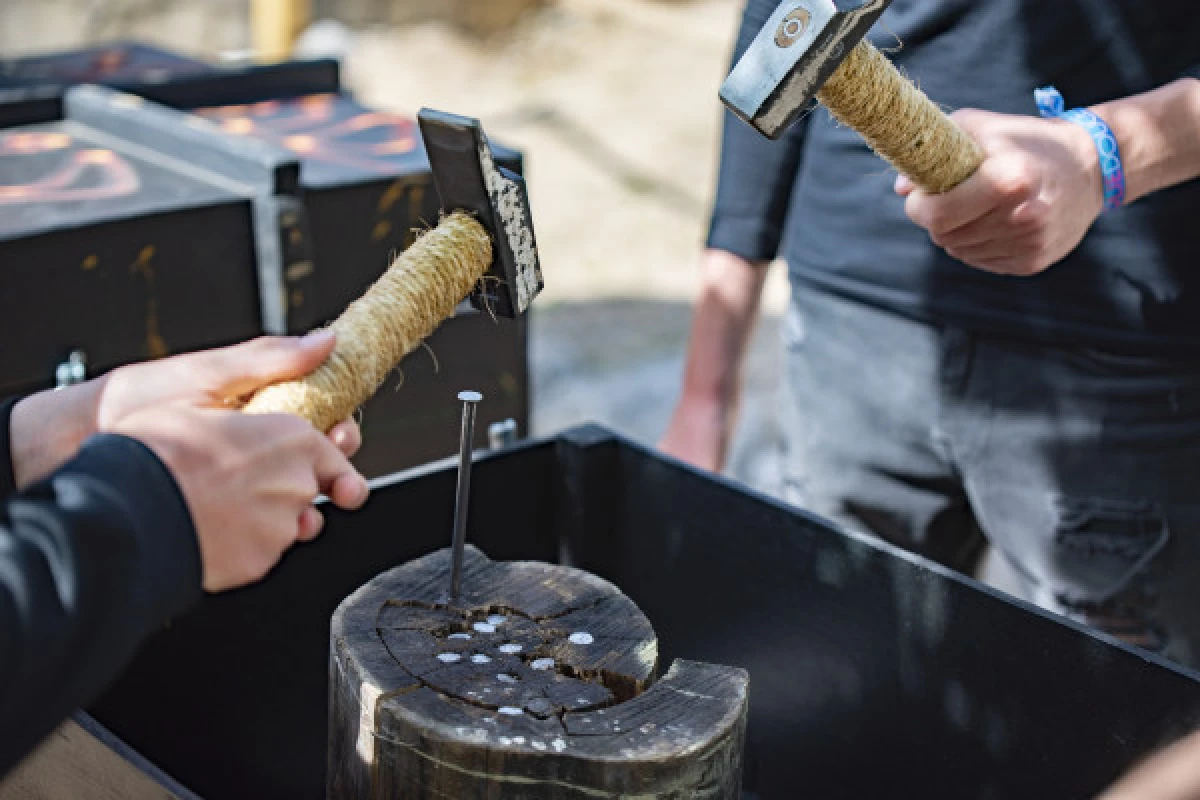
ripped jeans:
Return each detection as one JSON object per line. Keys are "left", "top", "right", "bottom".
{"left": 780, "top": 284, "right": 1200, "bottom": 670}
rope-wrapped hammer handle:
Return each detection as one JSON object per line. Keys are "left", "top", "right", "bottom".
{"left": 241, "top": 210, "right": 493, "bottom": 432}
{"left": 817, "top": 40, "right": 984, "bottom": 194}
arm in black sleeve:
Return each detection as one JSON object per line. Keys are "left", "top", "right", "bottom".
{"left": 1, "top": 398, "right": 17, "bottom": 498}
{"left": 0, "top": 431, "right": 203, "bottom": 777}
{"left": 706, "top": 0, "right": 812, "bottom": 262}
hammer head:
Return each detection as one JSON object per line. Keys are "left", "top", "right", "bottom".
{"left": 720, "top": 0, "right": 891, "bottom": 140}
{"left": 418, "top": 109, "right": 543, "bottom": 318}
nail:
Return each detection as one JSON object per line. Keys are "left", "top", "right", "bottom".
{"left": 301, "top": 329, "right": 335, "bottom": 347}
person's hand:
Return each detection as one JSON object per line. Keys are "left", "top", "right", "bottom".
{"left": 113, "top": 404, "right": 368, "bottom": 592}
{"left": 660, "top": 398, "right": 732, "bottom": 474}
{"left": 895, "top": 108, "right": 1105, "bottom": 276}
{"left": 94, "top": 331, "right": 361, "bottom": 453}
{"left": 9, "top": 332, "right": 362, "bottom": 489}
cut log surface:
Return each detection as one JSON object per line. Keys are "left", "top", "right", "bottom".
{"left": 329, "top": 545, "right": 749, "bottom": 799}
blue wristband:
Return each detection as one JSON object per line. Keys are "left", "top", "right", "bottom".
{"left": 1034, "top": 86, "right": 1126, "bottom": 212}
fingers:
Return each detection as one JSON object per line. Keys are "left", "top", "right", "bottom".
{"left": 297, "top": 506, "right": 325, "bottom": 542}
{"left": 934, "top": 199, "right": 1043, "bottom": 251}
{"left": 950, "top": 251, "right": 1044, "bottom": 277}
{"left": 310, "top": 431, "right": 369, "bottom": 511}
{"left": 328, "top": 418, "right": 362, "bottom": 458}
{"left": 903, "top": 152, "right": 1035, "bottom": 237}
{"left": 195, "top": 330, "right": 338, "bottom": 400}
{"left": 327, "top": 473, "right": 370, "bottom": 510}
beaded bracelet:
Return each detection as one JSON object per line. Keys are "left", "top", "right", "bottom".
{"left": 1034, "top": 86, "right": 1126, "bottom": 212}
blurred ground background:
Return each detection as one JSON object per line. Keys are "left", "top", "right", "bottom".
{"left": 1, "top": 0, "right": 790, "bottom": 495}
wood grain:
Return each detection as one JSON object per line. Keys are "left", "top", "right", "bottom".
{"left": 0, "top": 713, "right": 197, "bottom": 800}
{"left": 328, "top": 545, "right": 749, "bottom": 798}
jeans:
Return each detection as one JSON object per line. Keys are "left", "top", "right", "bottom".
{"left": 780, "top": 283, "right": 1200, "bottom": 670}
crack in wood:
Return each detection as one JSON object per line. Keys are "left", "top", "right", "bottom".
{"left": 330, "top": 547, "right": 749, "bottom": 798}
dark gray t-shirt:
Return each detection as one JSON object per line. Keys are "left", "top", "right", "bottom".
{"left": 709, "top": 0, "right": 1200, "bottom": 353}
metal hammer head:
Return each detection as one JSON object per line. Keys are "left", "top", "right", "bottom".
{"left": 418, "top": 109, "right": 544, "bottom": 318}
{"left": 720, "top": 0, "right": 891, "bottom": 140}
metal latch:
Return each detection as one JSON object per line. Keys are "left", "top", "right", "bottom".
{"left": 55, "top": 350, "right": 88, "bottom": 389}
{"left": 488, "top": 418, "right": 518, "bottom": 450}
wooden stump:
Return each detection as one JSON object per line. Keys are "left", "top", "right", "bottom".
{"left": 328, "top": 545, "right": 749, "bottom": 799}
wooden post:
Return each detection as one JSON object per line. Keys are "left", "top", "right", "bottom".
{"left": 0, "top": 712, "right": 200, "bottom": 800}
{"left": 328, "top": 545, "right": 749, "bottom": 799}
{"left": 250, "top": 0, "right": 311, "bottom": 62}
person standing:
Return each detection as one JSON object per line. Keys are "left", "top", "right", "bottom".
{"left": 661, "top": 0, "right": 1200, "bottom": 666}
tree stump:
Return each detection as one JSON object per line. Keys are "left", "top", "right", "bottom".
{"left": 328, "top": 545, "right": 749, "bottom": 799}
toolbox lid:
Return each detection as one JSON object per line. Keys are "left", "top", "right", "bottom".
{"left": 0, "top": 119, "right": 253, "bottom": 241}
{"left": 0, "top": 41, "right": 213, "bottom": 92}
{"left": 193, "top": 91, "right": 522, "bottom": 189}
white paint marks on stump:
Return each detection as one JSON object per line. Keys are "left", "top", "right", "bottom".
{"left": 473, "top": 622, "right": 496, "bottom": 634}
{"left": 498, "top": 643, "right": 522, "bottom": 654}
{"left": 497, "top": 673, "right": 518, "bottom": 684}
{"left": 568, "top": 632, "right": 594, "bottom": 645}
{"left": 531, "top": 658, "right": 555, "bottom": 671}
{"left": 448, "top": 633, "right": 471, "bottom": 640}
{"left": 471, "top": 654, "right": 492, "bottom": 664}
{"left": 498, "top": 706, "right": 524, "bottom": 716}
{"left": 487, "top": 615, "right": 507, "bottom": 626}
{"left": 552, "top": 738, "right": 567, "bottom": 752}
{"left": 437, "top": 653, "right": 462, "bottom": 663}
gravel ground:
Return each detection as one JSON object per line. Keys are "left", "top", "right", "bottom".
{"left": 528, "top": 298, "right": 787, "bottom": 495}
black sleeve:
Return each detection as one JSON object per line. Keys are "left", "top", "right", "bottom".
{"left": 0, "top": 431, "right": 203, "bottom": 778}
{"left": 706, "top": 0, "right": 812, "bottom": 262}
{"left": 0, "top": 398, "right": 17, "bottom": 498}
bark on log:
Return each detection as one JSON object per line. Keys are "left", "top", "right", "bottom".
{"left": 328, "top": 545, "right": 749, "bottom": 799}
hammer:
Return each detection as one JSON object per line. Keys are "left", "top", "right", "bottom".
{"left": 240, "top": 109, "right": 543, "bottom": 432}
{"left": 721, "top": 0, "right": 984, "bottom": 194}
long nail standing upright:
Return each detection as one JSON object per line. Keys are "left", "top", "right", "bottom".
{"left": 449, "top": 391, "right": 482, "bottom": 601}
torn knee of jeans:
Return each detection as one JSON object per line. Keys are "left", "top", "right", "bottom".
{"left": 1050, "top": 495, "right": 1170, "bottom": 605}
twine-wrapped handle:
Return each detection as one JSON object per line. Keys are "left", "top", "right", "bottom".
{"left": 241, "top": 211, "right": 493, "bottom": 432}
{"left": 817, "top": 40, "right": 984, "bottom": 194}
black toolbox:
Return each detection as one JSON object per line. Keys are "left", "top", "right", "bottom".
{"left": 0, "top": 49, "right": 530, "bottom": 478}
{"left": 0, "top": 41, "right": 216, "bottom": 128}
{"left": 88, "top": 425, "right": 1200, "bottom": 799}
{"left": 0, "top": 96, "right": 264, "bottom": 397}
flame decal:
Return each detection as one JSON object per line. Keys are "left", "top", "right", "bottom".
{"left": 0, "top": 132, "right": 139, "bottom": 205}
{"left": 197, "top": 93, "right": 418, "bottom": 175}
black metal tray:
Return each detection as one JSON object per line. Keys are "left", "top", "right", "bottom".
{"left": 89, "top": 425, "right": 1200, "bottom": 799}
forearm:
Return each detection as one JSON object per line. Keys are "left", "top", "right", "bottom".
{"left": 0, "top": 434, "right": 201, "bottom": 777}
{"left": 678, "top": 248, "right": 770, "bottom": 407}
{"left": 1094, "top": 76, "right": 1200, "bottom": 205}
{"left": 8, "top": 378, "right": 103, "bottom": 491}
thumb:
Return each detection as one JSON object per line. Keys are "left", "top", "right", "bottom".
{"left": 894, "top": 174, "right": 915, "bottom": 196}
{"left": 200, "top": 330, "right": 337, "bottom": 399}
